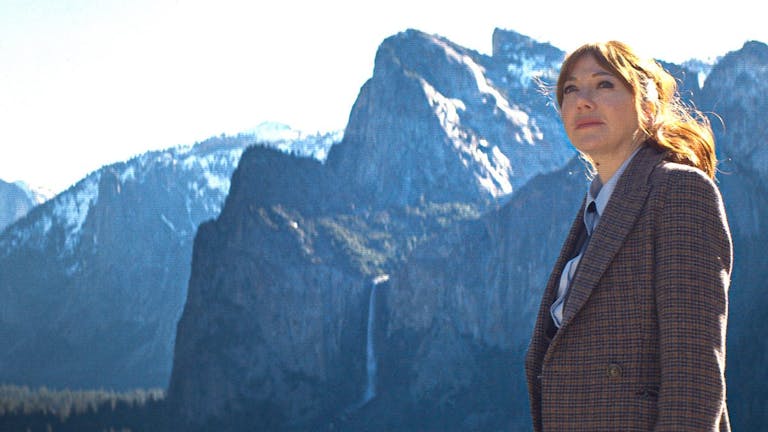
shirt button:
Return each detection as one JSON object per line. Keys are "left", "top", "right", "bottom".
{"left": 606, "top": 363, "right": 623, "bottom": 378}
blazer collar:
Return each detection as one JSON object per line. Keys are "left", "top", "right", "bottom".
{"left": 558, "top": 143, "right": 665, "bottom": 330}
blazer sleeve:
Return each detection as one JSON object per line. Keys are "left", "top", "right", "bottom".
{"left": 653, "top": 166, "right": 732, "bottom": 431}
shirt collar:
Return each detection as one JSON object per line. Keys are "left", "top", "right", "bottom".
{"left": 585, "top": 145, "right": 643, "bottom": 219}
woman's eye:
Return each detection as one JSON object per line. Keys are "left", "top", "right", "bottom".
{"left": 597, "top": 80, "right": 615, "bottom": 89}
{"left": 563, "top": 85, "right": 577, "bottom": 94}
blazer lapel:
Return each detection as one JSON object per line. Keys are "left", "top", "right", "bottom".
{"left": 558, "top": 145, "right": 665, "bottom": 329}
{"left": 541, "top": 204, "right": 587, "bottom": 307}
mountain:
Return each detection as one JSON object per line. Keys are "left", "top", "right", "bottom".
{"left": 325, "top": 29, "right": 574, "bottom": 208}
{"left": 699, "top": 40, "right": 768, "bottom": 431}
{"left": 0, "top": 180, "right": 37, "bottom": 233}
{"left": 165, "top": 30, "right": 768, "bottom": 432}
{"left": 0, "top": 128, "right": 339, "bottom": 390}
{"left": 165, "top": 28, "right": 576, "bottom": 430}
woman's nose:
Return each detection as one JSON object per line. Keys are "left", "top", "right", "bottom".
{"left": 575, "top": 90, "right": 595, "bottom": 109}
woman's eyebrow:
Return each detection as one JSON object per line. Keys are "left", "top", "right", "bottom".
{"left": 565, "top": 70, "right": 613, "bottom": 82}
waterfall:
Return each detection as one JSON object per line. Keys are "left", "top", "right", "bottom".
{"left": 344, "top": 274, "right": 387, "bottom": 412}
{"left": 362, "top": 274, "right": 388, "bottom": 402}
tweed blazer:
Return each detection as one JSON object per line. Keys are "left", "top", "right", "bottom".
{"left": 525, "top": 144, "right": 732, "bottom": 432}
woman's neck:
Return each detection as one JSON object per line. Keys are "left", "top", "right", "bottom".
{"left": 591, "top": 141, "right": 643, "bottom": 184}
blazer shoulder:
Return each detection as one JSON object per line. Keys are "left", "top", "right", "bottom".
{"left": 649, "top": 159, "right": 719, "bottom": 194}
{"left": 648, "top": 160, "right": 730, "bottom": 235}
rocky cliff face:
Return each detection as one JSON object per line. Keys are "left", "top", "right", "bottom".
{"left": 169, "top": 147, "right": 362, "bottom": 428}
{"left": 0, "top": 136, "right": 247, "bottom": 389}
{"left": 167, "top": 142, "right": 498, "bottom": 429}
{"left": 703, "top": 41, "right": 768, "bottom": 187}
{"left": 326, "top": 29, "right": 573, "bottom": 208}
{"left": 699, "top": 40, "right": 768, "bottom": 431}
{"left": 0, "top": 131, "right": 338, "bottom": 390}
{"left": 364, "top": 157, "right": 589, "bottom": 431}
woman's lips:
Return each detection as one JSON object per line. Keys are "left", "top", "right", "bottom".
{"left": 575, "top": 119, "right": 604, "bottom": 129}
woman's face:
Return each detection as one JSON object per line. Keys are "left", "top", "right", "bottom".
{"left": 560, "top": 54, "right": 640, "bottom": 163}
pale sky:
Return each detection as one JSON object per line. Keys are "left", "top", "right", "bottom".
{"left": 2, "top": 0, "right": 765, "bottom": 194}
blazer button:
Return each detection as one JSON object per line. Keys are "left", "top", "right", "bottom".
{"left": 606, "top": 363, "right": 623, "bottom": 378}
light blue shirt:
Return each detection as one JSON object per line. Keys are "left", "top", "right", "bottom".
{"left": 550, "top": 147, "right": 642, "bottom": 328}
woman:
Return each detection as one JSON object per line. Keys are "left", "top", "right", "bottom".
{"left": 524, "top": 41, "right": 732, "bottom": 431}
